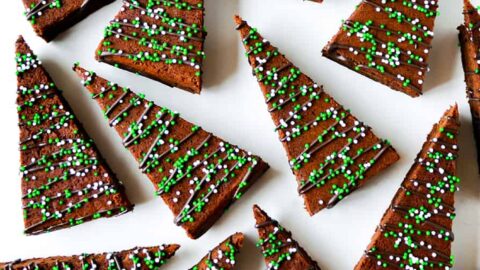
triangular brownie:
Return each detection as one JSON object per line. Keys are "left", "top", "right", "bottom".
{"left": 73, "top": 65, "right": 270, "bottom": 239}
{"left": 16, "top": 36, "right": 133, "bottom": 235}
{"left": 94, "top": 0, "right": 206, "bottom": 94}
{"left": 354, "top": 105, "right": 460, "bottom": 269}
{"left": 235, "top": 16, "right": 399, "bottom": 215}
{"left": 253, "top": 205, "right": 321, "bottom": 270}
{"left": 458, "top": 0, "right": 480, "bottom": 170}
{"left": 21, "top": 0, "right": 114, "bottom": 42}
{"left": 322, "top": 0, "right": 440, "bottom": 97}
{"left": 189, "top": 232, "right": 244, "bottom": 270}
{"left": 0, "top": 244, "right": 179, "bottom": 270}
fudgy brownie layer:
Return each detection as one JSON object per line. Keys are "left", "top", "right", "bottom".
{"left": 16, "top": 36, "right": 133, "bottom": 235}
{"left": 355, "top": 105, "right": 460, "bottom": 269}
{"left": 235, "top": 16, "right": 399, "bottom": 216}
{"left": 73, "top": 65, "right": 269, "bottom": 239}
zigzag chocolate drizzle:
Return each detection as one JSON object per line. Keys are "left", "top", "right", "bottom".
{"left": 16, "top": 48, "right": 132, "bottom": 235}
{"left": 1, "top": 245, "right": 177, "bottom": 270}
{"left": 98, "top": 0, "right": 205, "bottom": 73}
{"left": 254, "top": 209, "right": 321, "bottom": 270}
{"left": 356, "top": 109, "right": 460, "bottom": 270}
{"left": 24, "top": 0, "right": 62, "bottom": 22}
{"left": 323, "top": 0, "right": 440, "bottom": 97}
{"left": 236, "top": 18, "right": 397, "bottom": 212}
{"left": 78, "top": 68, "right": 264, "bottom": 235}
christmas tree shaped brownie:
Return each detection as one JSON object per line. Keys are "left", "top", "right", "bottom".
{"left": 189, "top": 232, "right": 244, "bottom": 270}
{"left": 235, "top": 16, "right": 400, "bottom": 216}
{"left": 73, "top": 65, "right": 270, "bottom": 239}
{"left": 322, "top": 0, "right": 441, "bottom": 97}
{"left": 21, "top": 0, "right": 115, "bottom": 42}
{"left": 16, "top": 36, "right": 133, "bottom": 235}
{"left": 354, "top": 105, "right": 460, "bottom": 269}
{"left": 458, "top": 0, "right": 480, "bottom": 170}
{"left": 0, "top": 244, "right": 179, "bottom": 270}
{"left": 253, "top": 205, "right": 321, "bottom": 270}
{"left": 95, "top": 0, "right": 206, "bottom": 94}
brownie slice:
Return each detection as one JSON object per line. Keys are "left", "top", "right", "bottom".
{"left": 95, "top": 0, "right": 206, "bottom": 94}
{"left": 16, "top": 36, "right": 133, "bottom": 235}
{"left": 21, "top": 0, "right": 115, "bottom": 42}
{"left": 354, "top": 105, "right": 460, "bottom": 269}
{"left": 0, "top": 244, "right": 179, "bottom": 270}
{"left": 253, "top": 205, "right": 321, "bottom": 270}
{"left": 322, "top": 0, "right": 440, "bottom": 97}
{"left": 73, "top": 65, "right": 270, "bottom": 239}
{"left": 234, "top": 16, "right": 399, "bottom": 216}
{"left": 458, "top": 0, "right": 480, "bottom": 171}
{"left": 189, "top": 232, "right": 244, "bottom": 270}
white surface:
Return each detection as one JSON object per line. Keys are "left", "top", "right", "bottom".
{"left": 0, "top": 0, "right": 478, "bottom": 269}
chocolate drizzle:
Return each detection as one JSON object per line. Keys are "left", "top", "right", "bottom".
{"left": 1, "top": 245, "right": 178, "bottom": 270}
{"left": 355, "top": 106, "right": 460, "bottom": 270}
{"left": 235, "top": 16, "right": 398, "bottom": 215}
{"left": 75, "top": 65, "right": 268, "bottom": 239}
{"left": 322, "top": 0, "right": 440, "bottom": 97}
{"left": 253, "top": 205, "right": 321, "bottom": 270}
{"left": 16, "top": 38, "right": 132, "bottom": 235}
{"left": 458, "top": 0, "right": 480, "bottom": 171}
{"left": 96, "top": 0, "right": 206, "bottom": 93}
{"left": 24, "top": 0, "right": 61, "bottom": 20}
{"left": 189, "top": 233, "right": 243, "bottom": 270}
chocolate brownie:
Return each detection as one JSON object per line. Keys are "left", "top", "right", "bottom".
{"left": 234, "top": 16, "right": 399, "bottom": 216}
{"left": 322, "top": 0, "right": 440, "bottom": 97}
{"left": 72, "top": 65, "right": 270, "bottom": 239}
{"left": 94, "top": 0, "right": 206, "bottom": 94}
{"left": 458, "top": 0, "right": 480, "bottom": 171}
{"left": 21, "top": 0, "right": 115, "bottom": 42}
{"left": 16, "top": 36, "right": 133, "bottom": 235}
{"left": 354, "top": 105, "right": 460, "bottom": 269}
{"left": 253, "top": 205, "right": 321, "bottom": 270}
{"left": 189, "top": 232, "right": 244, "bottom": 270}
{"left": 0, "top": 244, "right": 179, "bottom": 270}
